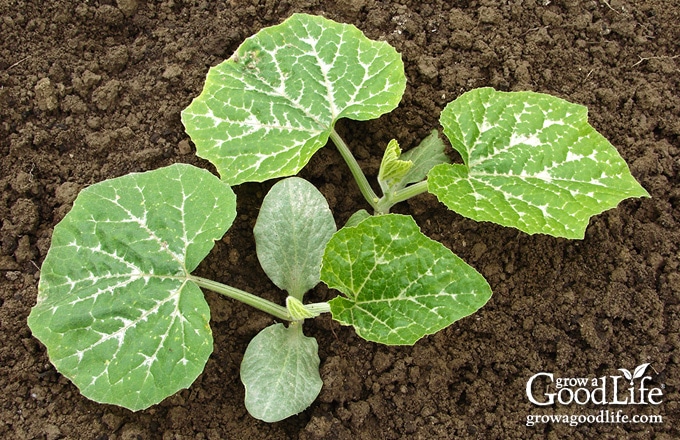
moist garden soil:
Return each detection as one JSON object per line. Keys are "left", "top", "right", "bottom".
{"left": 1, "top": 0, "right": 679, "bottom": 438}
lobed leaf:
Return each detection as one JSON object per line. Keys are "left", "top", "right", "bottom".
{"left": 428, "top": 87, "right": 649, "bottom": 239}
{"left": 181, "top": 13, "right": 406, "bottom": 185}
{"left": 28, "top": 164, "right": 236, "bottom": 411}
{"left": 254, "top": 177, "right": 336, "bottom": 300}
{"left": 241, "top": 323, "right": 322, "bottom": 422}
{"left": 321, "top": 214, "right": 492, "bottom": 345}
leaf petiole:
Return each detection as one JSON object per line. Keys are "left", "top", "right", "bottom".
{"left": 190, "top": 275, "right": 292, "bottom": 321}
{"left": 191, "top": 276, "right": 332, "bottom": 322}
{"left": 330, "top": 129, "right": 380, "bottom": 211}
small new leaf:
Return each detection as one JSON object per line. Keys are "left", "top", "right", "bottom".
{"left": 378, "top": 139, "right": 413, "bottom": 194}
{"left": 428, "top": 87, "right": 650, "bottom": 239}
{"left": 321, "top": 214, "right": 492, "bottom": 345}
{"left": 28, "top": 164, "right": 237, "bottom": 411}
{"left": 181, "top": 13, "right": 406, "bottom": 185}
{"left": 241, "top": 323, "right": 322, "bottom": 422}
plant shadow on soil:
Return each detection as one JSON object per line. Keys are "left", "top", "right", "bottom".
{"left": 1, "top": 0, "right": 678, "bottom": 439}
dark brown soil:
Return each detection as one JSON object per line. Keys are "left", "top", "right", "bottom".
{"left": 1, "top": 0, "right": 679, "bottom": 438}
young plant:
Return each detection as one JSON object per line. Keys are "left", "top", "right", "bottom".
{"left": 28, "top": 13, "right": 649, "bottom": 422}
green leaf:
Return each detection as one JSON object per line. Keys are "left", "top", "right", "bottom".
{"left": 400, "top": 129, "right": 450, "bottom": 185}
{"left": 181, "top": 13, "right": 406, "bottom": 185}
{"left": 344, "top": 209, "right": 371, "bottom": 228}
{"left": 241, "top": 322, "right": 322, "bottom": 422}
{"left": 254, "top": 177, "right": 336, "bottom": 300}
{"left": 378, "top": 139, "right": 413, "bottom": 194}
{"left": 428, "top": 87, "right": 649, "bottom": 239}
{"left": 321, "top": 214, "right": 492, "bottom": 345}
{"left": 27, "top": 164, "right": 236, "bottom": 411}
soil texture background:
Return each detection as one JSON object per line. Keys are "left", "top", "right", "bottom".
{"left": 1, "top": 0, "right": 679, "bottom": 438}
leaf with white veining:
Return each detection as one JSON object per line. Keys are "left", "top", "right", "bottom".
{"left": 428, "top": 88, "right": 649, "bottom": 239}
{"left": 182, "top": 13, "right": 406, "bottom": 185}
{"left": 321, "top": 214, "right": 492, "bottom": 345}
{"left": 28, "top": 164, "right": 236, "bottom": 411}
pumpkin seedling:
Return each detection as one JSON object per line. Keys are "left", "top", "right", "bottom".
{"left": 29, "top": 13, "right": 648, "bottom": 422}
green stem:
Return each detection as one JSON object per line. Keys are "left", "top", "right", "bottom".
{"left": 330, "top": 129, "right": 380, "bottom": 211}
{"left": 190, "top": 275, "right": 291, "bottom": 321}
{"left": 392, "top": 180, "right": 430, "bottom": 205}
{"left": 375, "top": 180, "right": 430, "bottom": 214}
